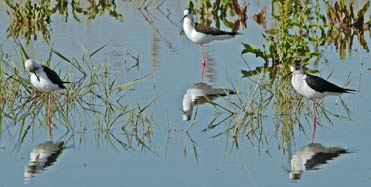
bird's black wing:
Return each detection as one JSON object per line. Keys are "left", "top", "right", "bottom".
{"left": 195, "top": 23, "right": 237, "bottom": 36}
{"left": 305, "top": 74, "right": 352, "bottom": 93}
{"left": 42, "top": 65, "right": 67, "bottom": 89}
{"left": 305, "top": 150, "right": 348, "bottom": 170}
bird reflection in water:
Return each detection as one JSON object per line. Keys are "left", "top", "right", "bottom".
{"left": 290, "top": 143, "right": 349, "bottom": 180}
{"left": 182, "top": 82, "right": 235, "bottom": 121}
{"left": 24, "top": 141, "right": 64, "bottom": 183}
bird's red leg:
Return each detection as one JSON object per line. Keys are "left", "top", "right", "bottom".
{"left": 200, "top": 45, "right": 206, "bottom": 82}
{"left": 48, "top": 93, "right": 52, "bottom": 136}
{"left": 201, "top": 45, "right": 206, "bottom": 67}
{"left": 200, "top": 67, "right": 205, "bottom": 82}
{"left": 312, "top": 100, "right": 317, "bottom": 143}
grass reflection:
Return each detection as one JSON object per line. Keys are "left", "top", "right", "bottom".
{"left": 5, "top": 0, "right": 123, "bottom": 44}
{"left": 187, "top": 0, "right": 247, "bottom": 32}
{"left": 243, "top": 0, "right": 371, "bottom": 62}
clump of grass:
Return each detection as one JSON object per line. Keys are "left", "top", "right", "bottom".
{"left": 0, "top": 42, "right": 155, "bottom": 152}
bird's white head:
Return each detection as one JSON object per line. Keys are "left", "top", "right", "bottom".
{"left": 289, "top": 171, "right": 302, "bottom": 180}
{"left": 184, "top": 9, "right": 191, "bottom": 16}
{"left": 182, "top": 8, "right": 194, "bottom": 22}
{"left": 290, "top": 61, "right": 304, "bottom": 74}
{"left": 24, "top": 59, "right": 41, "bottom": 73}
{"left": 182, "top": 110, "right": 192, "bottom": 121}
{"left": 182, "top": 89, "right": 193, "bottom": 121}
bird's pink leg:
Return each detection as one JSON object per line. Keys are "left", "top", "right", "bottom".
{"left": 200, "top": 45, "right": 206, "bottom": 82}
{"left": 200, "top": 68, "right": 205, "bottom": 82}
{"left": 47, "top": 93, "right": 52, "bottom": 136}
{"left": 312, "top": 100, "right": 317, "bottom": 143}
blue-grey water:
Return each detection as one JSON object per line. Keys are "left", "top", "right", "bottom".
{"left": 1, "top": 1, "right": 371, "bottom": 187}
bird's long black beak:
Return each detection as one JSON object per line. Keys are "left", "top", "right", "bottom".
{"left": 33, "top": 72, "right": 40, "bottom": 81}
{"left": 180, "top": 15, "right": 186, "bottom": 22}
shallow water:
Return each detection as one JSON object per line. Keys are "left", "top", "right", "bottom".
{"left": 1, "top": 1, "right": 371, "bottom": 187}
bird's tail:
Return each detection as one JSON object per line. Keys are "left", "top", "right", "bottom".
{"left": 228, "top": 31, "right": 241, "bottom": 36}
{"left": 344, "top": 88, "right": 356, "bottom": 93}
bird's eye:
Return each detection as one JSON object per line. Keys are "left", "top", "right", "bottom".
{"left": 294, "top": 63, "right": 301, "bottom": 70}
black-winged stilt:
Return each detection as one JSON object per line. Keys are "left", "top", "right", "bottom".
{"left": 24, "top": 59, "right": 70, "bottom": 133}
{"left": 290, "top": 62, "right": 355, "bottom": 142}
{"left": 182, "top": 9, "right": 239, "bottom": 79}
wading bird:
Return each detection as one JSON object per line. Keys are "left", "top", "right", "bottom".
{"left": 25, "top": 59, "right": 70, "bottom": 133}
{"left": 290, "top": 62, "right": 355, "bottom": 143}
{"left": 182, "top": 8, "right": 239, "bottom": 79}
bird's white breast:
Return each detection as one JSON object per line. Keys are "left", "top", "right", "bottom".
{"left": 30, "top": 68, "right": 61, "bottom": 92}
{"left": 291, "top": 74, "right": 325, "bottom": 100}
{"left": 183, "top": 18, "right": 205, "bottom": 44}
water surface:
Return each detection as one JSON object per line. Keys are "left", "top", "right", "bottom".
{"left": 0, "top": 1, "right": 371, "bottom": 187}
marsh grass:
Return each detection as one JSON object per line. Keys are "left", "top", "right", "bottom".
{"left": 0, "top": 42, "right": 156, "bottom": 152}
